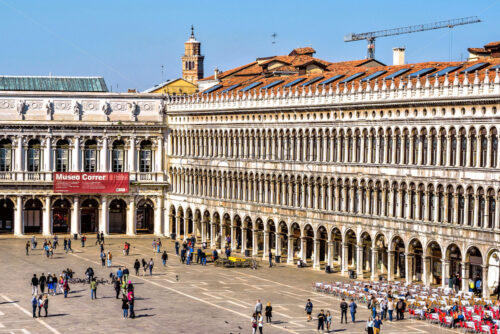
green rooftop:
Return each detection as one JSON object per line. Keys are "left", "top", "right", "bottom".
{"left": 0, "top": 76, "right": 108, "bottom": 92}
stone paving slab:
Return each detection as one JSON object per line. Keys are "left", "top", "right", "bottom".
{"left": 0, "top": 237, "right": 460, "bottom": 333}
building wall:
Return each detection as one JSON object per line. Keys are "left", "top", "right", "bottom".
{"left": 164, "top": 75, "right": 500, "bottom": 294}
{"left": 0, "top": 92, "right": 168, "bottom": 237}
{"left": 150, "top": 79, "right": 198, "bottom": 95}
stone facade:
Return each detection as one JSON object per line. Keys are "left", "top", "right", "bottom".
{"left": 165, "top": 69, "right": 500, "bottom": 295}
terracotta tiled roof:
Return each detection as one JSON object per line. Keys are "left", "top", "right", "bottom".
{"left": 468, "top": 47, "right": 489, "bottom": 55}
{"left": 289, "top": 47, "right": 316, "bottom": 56}
{"left": 485, "top": 41, "right": 500, "bottom": 49}
{"left": 198, "top": 46, "right": 500, "bottom": 96}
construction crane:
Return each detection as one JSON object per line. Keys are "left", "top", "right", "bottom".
{"left": 344, "top": 16, "right": 481, "bottom": 59}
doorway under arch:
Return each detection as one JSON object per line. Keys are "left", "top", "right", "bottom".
{"left": 0, "top": 198, "right": 14, "bottom": 233}
{"left": 136, "top": 199, "right": 154, "bottom": 233}
{"left": 109, "top": 199, "right": 127, "bottom": 233}
{"left": 81, "top": 198, "right": 99, "bottom": 233}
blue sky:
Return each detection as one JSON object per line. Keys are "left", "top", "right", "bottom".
{"left": 0, "top": 0, "right": 498, "bottom": 92}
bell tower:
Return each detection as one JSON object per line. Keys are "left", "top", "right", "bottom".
{"left": 182, "top": 25, "right": 204, "bottom": 84}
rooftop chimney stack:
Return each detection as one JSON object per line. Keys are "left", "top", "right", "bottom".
{"left": 214, "top": 67, "right": 219, "bottom": 80}
{"left": 392, "top": 47, "right": 405, "bottom": 66}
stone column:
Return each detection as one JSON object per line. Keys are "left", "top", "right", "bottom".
{"left": 387, "top": 251, "right": 394, "bottom": 281}
{"left": 176, "top": 214, "right": 181, "bottom": 240}
{"left": 43, "top": 197, "right": 51, "bottom": 236}
{"left": 100, "top": 137, "right": 108, "bottom": 172}
{"left": 183, "top": 215, "right": 188, "bottom": 241}
{"left": 241, "top": 228, "right": 247, "bottom": 254}
{"left": 251, "top": 229, "right": 258, "bottom": 256}
{"left": 154, "top": 198, "right": 163, "bottom": 236}
{"left": 16, "top": 136, "right": 24, "bottom": 173}
{"left": 442, "top": 259, "right": 449, "bottom": 288}
{"left": 100, "top": 196, "right": 109, "bottom": 235}
{"left": 405, "top": 253, "right": 413, "bottom": 284}
{"left": 423, "top": 257, "right": 430, "bottom": 286}
{"left": 229, "top": 225, "right": 235, "bottom": 250}
{"left": 392, "top": 135, "right": 398, "bottom": 164}
{"left": 71, "top": 196, "right": 80, "bottom": 235}
{"left": 287, "top": 235, "right": 294, "bottom": 264}
{"left": 262, "top": 231, "right": 269, "bottom": 259}
{"left": 371, "top": 247, "right": 378, "bottom": 280}
{"left": 301, "top": 237, "right": 309, "bottom": 262}
{"left": 327, "top": 240, "right": 333, "bottom": 268}
{"left": 72, "top": 136, "right": 80, "bottom": 171}
{"left": 275, "top": 233, "right": 281, "bottom": 257}
{"left": 210, "top": 223, "right": 216, "bottom": 248}
{"left": 14, "top": 196, "right": 23, "bottom": 236}
{"left": 127, "top": 197, "right": 136, "bottom": 236}
{"left": 474, "top": 195, "right": 480, "bottom": 227}
{"left": 155, "top": 137, "right": 163, "bottom": 173}
{"left": 461, "top": 262, "right": 468, "bottom": 292}
{"left": 313, "top": 239, "right": 320, "bottom": 269}
{"left": 482, "top": 265, "right": 489, "bottom": 298}
{"left": 201, "top": 221, "right": 207, "bottom": 244}
{"left": 367, "top": 136, "right": 373, "bottom": 163}
{"left": 356, "top": 245, "right": 363, "bottom": 277}
{"left": 44, "top": 137, "right": 52, "bottom": 172}
{"left": 341, "top": 242, "right": 348, "bottom": 276}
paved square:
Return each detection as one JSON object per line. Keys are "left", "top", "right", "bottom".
{"left": 0, "top": 236, "right": 459, "bottom": 333}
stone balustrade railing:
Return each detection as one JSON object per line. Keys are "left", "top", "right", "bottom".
{"left": 166, "top": 69, "right": 500, "bottom": 112}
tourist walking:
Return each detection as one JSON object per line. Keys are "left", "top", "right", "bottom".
{"left": 373, "top": 315, "right": 382, "bottom": 334}
{"left": 349, "top": 298, "right": 357, "bottom": 322}
{"left": 305, "top": 299, "right": 313, "bottom": 322}
{"left": 37, "top": 294, "right": 43, "bottom": 317}
{"left": 142, "top": 259, "right": 147, "bottom": 276}
{"left": 268, "top": 250, "right": 273, "bottom": 268}
{"left": 123, "top": 267, "right": 129, "bottom": 282}
{"left": 90, "top": 278, "right": 97, "bottom": 300}
{"left": 67, "top": 238, "right": 73, "bottom": 252}
{"left": 100, "top": 251, "right": 106, "bottom": 266}
{"left": 134, "top": 259, "right": 140, "bottom": 275}
{"left": 340, "top": 298, "right": 348, "bottom": 323}
{"left": 366, "top": 316, "right": 374, "bottom": 334}
{"left": 31, "top": 295, "right": 37, "bottom": 318}
{"left": 31, "top": 235, "right": 37, "bottom": 249}
{"left": 257, "top": 312, "right": 264, "bottom": 334}
{"left": 81, "top": 234, "right": 86, "bottom": 247}
{"left": 175, "top": 240, "right": 180, "bottom": 255}
{"left": 63, "top": 238, "right": 68, "bottom": 252}
{"left": 100, "top": 232, "right": 104, "bottom": 245}
{"left": 95, "top": 232, "right": 100, "bottom": 245}
{"left": 42, "top": 295, "right": 48, "bottom": 317}
{"left": 265, "top": 302, "right": 272, "bottom": 323}
{"left": 251, "top": 313, "right": 258, "bottom": 334}
{"left": 121, "top": 295, "right": 129, "bottom": 318}
{"left": 39, "top": 273, "right": 46, "bottom": 294}
{"left": 46, "top": 274, "right": 53, "bottom": 295}
{"left": 317, "top": 309, "right": 325, "bottom": 332}
{"left": 107, "top": 251, "right": 112, "bottom": 267}
{"left": 255, "top": 299, "right": 263, "bottom": 315}
{"left": 128, "top": 291, "right": 135, "bottom": 319}
{"left": 387, "top": 298, "right": 394, "bottom": 321}
{"left": 162, "top": 251, "right": 168, "bottom": 266}
{"left": 149, "top": 258, "right": 154, "bottom": 276}
{"left": 31, "top": 274, "right": 39, "bottom": 295}
{"left": 26, "top": 241, "right": 30, "bottom": 255}
{"left": 114, "top": 279, "right": 121, "bottom": 299}
{"left": 63, "top": 280, "right": 70, "bottom": 298}
{"left": 325, "top": 311, "right": 332, "bottom": 332}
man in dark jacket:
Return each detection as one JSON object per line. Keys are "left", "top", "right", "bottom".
{"left": 39, "top": 273, "right": 46, "bottom": 294}
{"left": 340, "top": 298, "right": 348, "bottom": 323}
{"left": 31, "top": 274, "right": 39, "bottom": 296}
{"left": 114, "top": 279, "right": 121, "bottom": 299}
{"left": 133, "top": 259, "right": 140, "bottom": 275}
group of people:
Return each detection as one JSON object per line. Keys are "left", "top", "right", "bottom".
{"left": 305, "top": 297, "right": 387, "bottom": 333}
{"left": 111, "top": 267, "right": 136, "bottom": 319}
{"left": 133, "top": 258, "right": 155, "bottom": 276}
{"left": 251, "top": 299, "right": 272, "bottom": 333}
{"left": 25, "top": 235, "right": 75, "bottom": 257}
{"left": 30, "top": 270, "right": 72, "bottom": 318}
{"left": 175, "top": 238, "right": 209, "bottom": 266}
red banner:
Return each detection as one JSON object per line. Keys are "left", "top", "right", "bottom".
{"left": 53, "top": 172, "right": 129, "bottom": 194}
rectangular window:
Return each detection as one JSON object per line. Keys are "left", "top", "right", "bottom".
{"left": 84, "top": 149, "right": 97, "bottom": 172}
{"left": 56, "top": 149, "right": 69, "bottom": 172}
{"left": 0, "top": 148, "right": 11, "bottom": 172}
{"left": 140, "top": 150, "right": 151, "bottom": 173}
{"left": 28, "top": 148, "right": 40, "bottom": 172}
{"left": 112, "top": 149, "right": 124, "bottom": 172}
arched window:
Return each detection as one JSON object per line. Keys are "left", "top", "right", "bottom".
{"left": 440, "top": 130, "right": 447, "bottom": 166}
{"left": 27, "top": 139, "right": 41, "bottom": 172}
{"left": 457, "top": 187, "right": 465, "bottom": 224}
{"left": 467, "top": 188, "right": 474, "bottom": 225}
{"left": 459, "top": 129, "right": 467, "bottom": 166}
{"left": 421, "top": 131, "right": 428, "bottom": 165}
{"left": 55, "top": 139, "right": 69, "bottom": 172}
{"left": 112, "top": 140, "right": 125, "bottom": 172}
{"left": 470, "top": 130, "right": 477, "bottom": 167}
{"left": 412, "top": 131, "right": 419, "bottom": 165}
{"left": 478, "top": 188, "right": 485, "bottom": 227}
{"left": 355, "top": 133, "right": 361, "bottom": 162}
{"left": 378, "top": 132, "right": 385, "bottom": 163}
{"left": 139, "top": 140, "right": 152, "bottom": 173}
{"left": 450, "top": 130, "right": 457, "bottom": 166}
{"left": 403, "top": 131, "right": 410, "bottom": 164}
{"left": 0, "top": 139, "right": 12, "bottom": 172}
{"left": 488, "top": 189, "right": 496, "bottom": 228}
{"left": 395, "top": 131, "right": 401, "bottom": 164}
{"left": 430, "top": 130, "right": 437, "bottom": 165}
{"left": 480, "top": 129, "right": 487, "bottom": 167}
{"left": 491, "top": 129, "right": 498, "bottom": 167}
{"left": 386, "top": 131, "right": 393, "bottom": 164}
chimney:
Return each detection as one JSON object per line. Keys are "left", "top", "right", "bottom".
{"left": 392, "top": 47, "right": 405, "bottom": 66}
{"left": 214, "top": 67, "right": 219, "bottom": 80}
